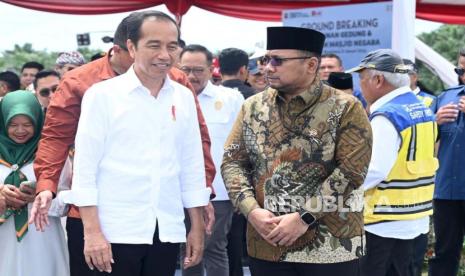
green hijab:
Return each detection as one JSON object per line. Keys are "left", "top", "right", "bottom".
{"left": 0, "top": 90, "right": 44, "bottom": 241}
{"left": 0, "top": 90, "right": 44, "bottom": 164}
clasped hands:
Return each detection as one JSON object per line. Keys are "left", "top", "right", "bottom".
{"left": 247, "top": 208, "right": 309, "bottom": 247}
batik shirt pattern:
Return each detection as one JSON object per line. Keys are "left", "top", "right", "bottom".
{"left": 221, "top": 79, "right": 372, "bottom": 263}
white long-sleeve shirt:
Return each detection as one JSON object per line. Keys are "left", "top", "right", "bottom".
{"left": 363, "top": 86, "right": 429, "bottom": 239}
{"left": 69, "top": 66, "right": 210, "bottom": 244}
{"left": 197, "top": 81, "right": 244, "bottom": 201}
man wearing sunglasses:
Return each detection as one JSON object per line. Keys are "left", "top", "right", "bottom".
{"left": 428, "top": 47, "right": 465, "bottom": 276}
{"left": 33, "top": 70, "right": 60, "bottom": 110}
{"left": 456, "top": 49, "right": 465, "bottom": 85}
{"left": 222, "top": 26, "right": 372, "bottom": 276}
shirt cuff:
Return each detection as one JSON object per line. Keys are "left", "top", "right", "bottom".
{"left": 239, "top": 197, "right": 260, "bottom": 218}
{"left": 48, "top": 191, "right": 70, "bottom": 217}
{"left": 182, "top": 187, "right": 211, "bottom": 208}
{"left": 68, "top": 188, "right": 99, "bottom": 207}
{"left": 36, "top": 178, "right": 58, "bottom": 196}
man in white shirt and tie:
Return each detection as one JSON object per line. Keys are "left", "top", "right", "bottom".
{"left": 179, "top": 44, "right": 244, "bottom": 276}
{"left": 69, "top": 11, "right": 210, "bottom": 276}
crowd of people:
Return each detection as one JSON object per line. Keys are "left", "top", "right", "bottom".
{"left": 0, "top": 9, "right": 464, "bottom": 276}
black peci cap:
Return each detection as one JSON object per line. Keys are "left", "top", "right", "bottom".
{"left": 267, "top": 26, "right": 326, "bottom": 55}
{"left": 327, "top": 72, "right": 353, "bottom": 90}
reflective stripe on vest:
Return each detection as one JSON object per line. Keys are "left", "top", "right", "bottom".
{"left": 364, "top": 92, "right": 438, "bottom": 225}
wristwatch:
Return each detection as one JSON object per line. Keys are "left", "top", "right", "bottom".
{"left": 299, "top": 210, "right": 317, "bottom": 229}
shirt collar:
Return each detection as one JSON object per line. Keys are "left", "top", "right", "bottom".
{"left": 370, "top": 86, "right": 412, "bottom": 113}
{"left": 451, "top": 85, "right": 465, "bottom": 96}
{"left": 123, "top": 65, "right": 174, "bottom": 96}
{"left": 199, "top": 81, "right": 215, "bottom": 98}
{"left": 413, "top": 87, "right": 420, "bottom": 95}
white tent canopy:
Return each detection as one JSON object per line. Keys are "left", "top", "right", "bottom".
{"left": 415, "top": 37, "right": 458, "bottom": 88}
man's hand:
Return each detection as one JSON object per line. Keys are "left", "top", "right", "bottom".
{"left": 265, "top": 213, "right": 309, "bottom": 247}
{"left": 0, "top": 184, "right": 6, "bottom": 215}
{"left": 247, "top": 208, "right": 278, "bottom": 245}
{"left": 184, "top": 206, "right": 205, "bottom": 269}
{"left": 29, "top": 190, "right": 53, "bottom": 231}
{"left": 436, "top": 103, "right": 459, "bottom": 125}
{"left": 184, "top": 224, "right": 205, "bottom": 268}
{"left": 84, "top": 231, "right": 114, "bottom": 273}
{"left": 203, "top": 202, "right": 215, "bottom": 235}
{"left": 458, "top": 96, "right": 465, "bottom": 113}
{"left": 2, "top": 184, "right": 28, "bottom": 209}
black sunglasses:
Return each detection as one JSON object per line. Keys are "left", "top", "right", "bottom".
{"left": 38, "top": 85, "right": 58, "bottom": 97}
{"left": 261, "top": 55, "right": 312, "bottom": 67}
{"left": 454, "top": 67, "right": 465, "bottom": 76}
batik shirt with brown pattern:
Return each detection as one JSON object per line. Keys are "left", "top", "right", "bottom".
{"left": 221, "top": 79, "right": 372, "bottom": 263}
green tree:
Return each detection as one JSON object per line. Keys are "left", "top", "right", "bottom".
{"left": 0, "top": 43, "right": 103, "bottom": 73}
{"left": 417, "top": 25, "right": 465, "bottom": 94}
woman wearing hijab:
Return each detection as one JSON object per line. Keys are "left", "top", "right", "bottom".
{"left": 0, "top": 90, "right": 70, "bottom": 276}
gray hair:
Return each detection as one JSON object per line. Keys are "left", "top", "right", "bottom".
{"left": 366, "top": 69, "right": 410, "bottom": 89}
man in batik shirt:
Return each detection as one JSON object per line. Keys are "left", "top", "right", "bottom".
{"left": 222, "top": 26, "right": 372, "bottom": 276}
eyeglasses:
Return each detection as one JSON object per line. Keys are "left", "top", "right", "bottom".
{"left": 180, "top": 66, "right": 206, "bottom": 76}
{"left": 455, "top": 67, "right": 465, "bottom": 76}
{"left": 261, "top": 55, "right": 312, "bottom": 67}
{"left": 38, "top": 85, "right": 58, "bottom": 97}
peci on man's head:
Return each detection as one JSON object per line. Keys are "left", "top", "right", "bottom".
{"left": 34, "top": 70, "right": 60, "bottom": 109}
{"left": 319, "top": 53, "right": 343, "bottom": 80}
{"left": 20, "top": 61, "right": 44, "bottom": 89}
{"left": 327, "top": 72, "right": 353, "bottom": 95}
{"left": 0, "top": 71, "right": 20, "bottom": 97}
{"left": 179, "top": 44, "right": 213, "bottom": 94}
{"left": 264, "top": 26, "right": 325, "bottom": 96}
{"left": 125, "top": 11, "right": 180, "bottom": 83}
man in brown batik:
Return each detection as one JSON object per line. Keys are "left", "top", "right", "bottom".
{"left": 221, "top": 26, "right": 372, "bottom": 276}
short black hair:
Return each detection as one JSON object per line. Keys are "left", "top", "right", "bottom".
{"left": 114, "top": 15, "right": 131, "bottom": 50}
{"left": 218, "top": 48, "right": 249, "bottom": 75}
{"left": 321, "top": 53, "right": 343, "bottom": 67}
{"left": 33, "top": 70, "right": 60, "bottom": 88}
{"left": 126, "top": 10, "right": 180, "bottom": 47}
{"left": 91, "top": 52, "right": 106, "bottom": 61}
{"left": 178, "top": 39, "right": 186, "bottom": 49}
{"left": 21, "top": 61, "right": 44, "bottom": 73}
{"left": 0, "top": 71, "right": 20, "bottom": 91}
{"left": 180, "top": 44, "right": 213, "bottom": 66}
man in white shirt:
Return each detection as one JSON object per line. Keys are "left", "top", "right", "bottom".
{"left": 179, "top": 44, "right": 244, "bottom": 276}
{"left": 348, "top": 49, "right": 438, "bottom": 276}
{"left": 69, "top": 11, "right": 210, "bottom": 276}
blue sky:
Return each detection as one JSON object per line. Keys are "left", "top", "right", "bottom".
{"left": 0, "top": 2, "right": 442, "bottom": 54}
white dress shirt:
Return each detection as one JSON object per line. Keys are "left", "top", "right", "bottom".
{"left": 70, "top": 66, "right": 210, "bottom": 244}
{"left": 198, "top": 81, "right": 244, "bottom": 201}
{"left": 363, "top": 86, "right": 429, "bottom": 239}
